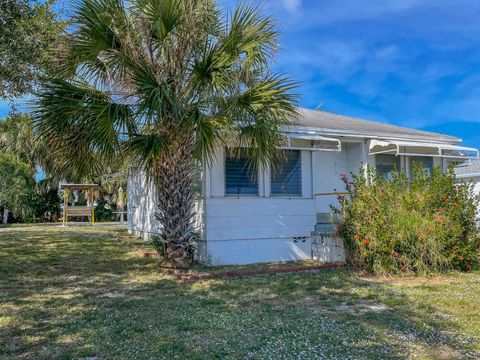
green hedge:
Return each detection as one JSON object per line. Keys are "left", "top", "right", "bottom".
{"left": 335, "top": 166, "right": 480, "bottom": 275}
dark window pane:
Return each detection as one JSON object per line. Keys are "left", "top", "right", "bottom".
{"left": 271, "top": 150, "right": 302, "bottom": 196}
{"left": 410, "top": 156, "right": 433, "bottom": 176}
{"left": 376, "top": 154, "right": 400, "bottom": 179}
{"left": 225, "top": 153, "right": 258, "bottom": 196}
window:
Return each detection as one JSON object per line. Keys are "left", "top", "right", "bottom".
{"left": 375, "top": 154, "right": 401, "bottom": 179}
{"left": 271, "top": 150, "right": 302, "bottom": 196}
{"left": 410, "top": 156, "right": 434, "bottom": 176}
{"left": 225, "top": 152, "right": 258, "bottom": 196}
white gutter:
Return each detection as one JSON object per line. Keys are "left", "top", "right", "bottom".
{"left": 455, "top": 173, "right": 480, "bottom": 179}
{"left": 284, "top": 125, "right": 462, "bottom": 145}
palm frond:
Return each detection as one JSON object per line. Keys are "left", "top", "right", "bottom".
{"left": 131, "top": 62, "right": 181, "bottom": 124}
{"left": 191, "top": 113, "right": 229, "bottom": 164}
{"left": 34, "top": 78, "right": 135, "bottom": 177}
{"left": 132, "top": 0, "right": 183, "bottom": 44}
{"left": 221, "top": 3, "right": 278, "bottom": 71}
{"left": 70, "top": 0, "right": 132, "bottom": 86}
{"left": 123, "top": 132, "right": 170, "bottom": 174}
{"left": 224, "top": 74, "right": 299, "bottom": 166}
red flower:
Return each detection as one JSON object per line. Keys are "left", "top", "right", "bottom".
{"left": 439, "top": 207, "right": 445, "bottom": 212}
{"left": 400, "top": 265, "right": 406, "bottom": 271}
{"left": 364, "top": 240, "right": 369, "bottom": 246}
{"left": 354, "top": 234, "right": 361, "bottom": 240}
{"left": 444, "top": 198, "right": 449, "bottom": 203}
{"left": 452, "top": 246, "right": 460, "bottom": 250}
{"left": 466, "top": 263, "right": 471, "bottom": 269}
{"left": 453, "top": 202, "right": 459, "bottom": 207}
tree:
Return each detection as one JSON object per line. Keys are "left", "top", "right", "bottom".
{"left": 34, "top": 0, "right": 298, "bottom": 266}
{"left": 0, "top": 0, "right": 64, "bottom": 98}
{"left": 0, "top": 114, "right": 38, "bottom": 170}
{"left": 0, "top": 152, "right": 34, "bottom": 223}
{"left": 0, "top": 113, "right": 62, "bottom": 186}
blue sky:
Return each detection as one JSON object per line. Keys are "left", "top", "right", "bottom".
{"left": 229, "top": 0, "right": 480, "bottom": 148}
{"left": 3, "top": 0, "right": 480, "bottom": 148}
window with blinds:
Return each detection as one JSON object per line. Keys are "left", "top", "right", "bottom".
{"left": 271, "top": 150, "right": 302, "bottom": 196}
{"left": 225, "top": 153, "right": 258, "bottom": 196}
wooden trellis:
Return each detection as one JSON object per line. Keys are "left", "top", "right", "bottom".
{"left": 59, "top": 184, "right": 98, "bottom": 225}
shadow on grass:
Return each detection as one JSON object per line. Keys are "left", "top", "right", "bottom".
{"left": 1, "top": 226, "right": 479, "bottom": 359}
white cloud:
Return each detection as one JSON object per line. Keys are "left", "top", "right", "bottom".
{"left": 278, "top": 40, "right": 367, "bottom": 83}
{"left": 282, "top": 0, "right": 301, "bottom": 13}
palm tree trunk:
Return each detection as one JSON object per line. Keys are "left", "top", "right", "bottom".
{"left": 154, "top": 137, "right": 196, "bottom": 267}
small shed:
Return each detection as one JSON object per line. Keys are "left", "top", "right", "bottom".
{"left": 59, "top": 184, "right": 98, "bottom": 225}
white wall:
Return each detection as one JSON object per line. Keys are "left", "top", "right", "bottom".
{"left": 127, "top": 170, "right": 159, "bottom": 238}
{"left": 345, "top": 142, "right": 364, "bottom": 176}
{"left": 312, "top": 149, "right": 348, "bottom": 213}
{"left": 200, "top": 146, "right": 317, "bottom": 265}
{"left": 198, "top": 143, "right": 371, "bottom": 264}
{"left": 203, "top": 198, "right": 316, "bottom": 264}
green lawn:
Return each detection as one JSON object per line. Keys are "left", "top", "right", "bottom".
{"left": 1, "top": 224, "right": 479, "bottom": 359}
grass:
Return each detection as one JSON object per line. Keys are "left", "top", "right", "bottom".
{"left": 1, "top": 224, "right": 479, "bottom": 359}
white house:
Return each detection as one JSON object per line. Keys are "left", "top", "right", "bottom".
{"left": 455, "top": 159, "right": 480, "bottom": 196}
{"left": 128, "top": 109, "right": 478, "bottom": 265}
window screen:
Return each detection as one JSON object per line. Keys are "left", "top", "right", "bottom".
{"left": 271, "top": 150, "right": 302, "bottom": 196}
{"left": 410, "top": 156, "right": 434, "bottom": 176}
{"left": 225, "top": 153, "right": 258, "bottom": 196}
{"left": 375, "top": 154, "right": 401, "bottom": 179}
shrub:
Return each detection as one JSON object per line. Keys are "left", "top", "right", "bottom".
{"left": 27, "top": 189, "right": 61, "bottom": 222}
{"left": 334, "top": 166, "right": 480, "bottom": 275}
{"left": 94, "top": 199, "right": 116, "bottom": 222}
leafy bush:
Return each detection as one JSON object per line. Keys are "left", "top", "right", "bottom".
{"left": 334, "top": 166, "right": 480, "bottom": 275}
{"left": 26, "top": 189, "right": 61, "bottom": 222}
{"left": 94, "top": 199, "right": 116, "bottom": 222}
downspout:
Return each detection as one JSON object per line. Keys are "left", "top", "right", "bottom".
{"left": 363, "top": 140, "right": 369, "bottom": 184}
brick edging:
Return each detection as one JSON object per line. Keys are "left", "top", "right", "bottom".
{"left": 177, "top": 263, "right": 345, "bottom": 282}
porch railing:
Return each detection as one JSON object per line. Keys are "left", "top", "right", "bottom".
{"left": 313, "top": 192, "right": 352, "bottom": 218}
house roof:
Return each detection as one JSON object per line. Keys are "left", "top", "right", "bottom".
{"left": 294, "top": 108, "right": 461, "bottom": 144}
{"left": 454, "top": 159, "right": 480, "bottom": 178}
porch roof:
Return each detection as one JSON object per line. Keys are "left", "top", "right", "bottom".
{"left": 368, "top": 140, "right": 479, "bottom": 159}
{"left": 293, "top": 108, "right": 461, "bottom": 144}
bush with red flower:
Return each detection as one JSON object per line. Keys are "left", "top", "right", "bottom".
{"left": 333, "top": 165, "right": 480, "bottom": 275}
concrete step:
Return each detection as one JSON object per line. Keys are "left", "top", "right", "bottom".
{"left": 314, "top": 223, "right": 336, "bottom": 233}
{"left": 316, "top": 212, "right": 333, "bottom": 224}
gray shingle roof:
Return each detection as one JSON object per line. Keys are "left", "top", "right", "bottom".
{"left": 455, "top": 159, "right": 480, "bottom": 177}
{"left": 294, "top": 108, "right": 461, "bottom": 144}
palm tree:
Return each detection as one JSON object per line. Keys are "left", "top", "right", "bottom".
{"left": 34, "top": 0, "right": 298, "bottom": 266}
